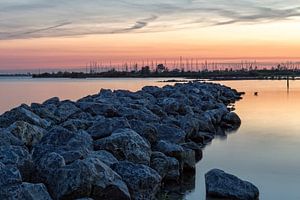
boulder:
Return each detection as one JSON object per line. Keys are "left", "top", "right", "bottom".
{"left": 153, "top": 140, "right": 195, "bottom": 172}
{"left": 150, "top": 152, "right": 180, "bottom": 181}
{"left": 188, "top": 131, "right": 214, "bottom": 145}
{"left": 112, "top": 161, "right": 161, "bottom": 200}
{"left": 0, "top": 163, "right": 22, "bottom": 187}
{"left": 155, "top": 124, "right": 186, "bottom": 144}
{"left": 42, "top": 158, "right": 130, "bottom": 200}
{"left": 87, "top": 150, "right": 119, "bottom": 167}
{"left": 31, "top": 103, "right": 60, "bottom": 124}
{"left": 33, "top": 126, "right": 93, "bottom": 164}
{"left": 222, "top": 112, "right": 242, "bottom": 129}
{"left": 61, "top": 119, "right": 93, "bottom": 132}
{"left": 94, "top": 129, "right": 151, "bottom": 165}
{"left": 0, "top": 129, "right": 24, "bottom": 146}
{"left": 205, "top": 169, "right": 259, "bottom": 200}
{"left": 0, "top": 145, "right": 33, "bottom": 181}
{"left": 6, "top": 121, "right": 46, "bottom": 148}
{"left": 42, "top": 97, "right": 60, "bottom": 106}
{"left": 119, "top": 107, "right": 160, "bottom": 123}
{"left": 181, "top": 142, "right": 203, "bottom": 162}
{"left": 0, "top": 164, "right": 52, "bottom": 200}
{"left": 129, "top": 120, "right": 158, "bottom": 144}
{"left": 87, "top": 117, "right": 130, "bottom": 140}
{"left": 20, "top": 182, "right": 52, "bottom": 200}
{"left": 78, "top": 102, "right": 119, "bottom": 117}
{"left": 0, "top": 105, "right": 50, "bottom": 128}
{"left": 54, "top": 101, "right": 81, "bottom": 121}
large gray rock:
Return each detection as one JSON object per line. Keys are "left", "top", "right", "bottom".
{"left": 0, "top": 163, "right": 22, "bottom": 187}
{"left": 61, "top": 119, "right": 93, "bottom": 132}
{"left": 87, "top": 150, "right": 119, "bottom": 167}
{"left": 0, "top": 105, "right": 50, "bottom": 129}
{"left": 54, "top": 101, "right": 81, "bottom": 121}
{"left": 87, "top": 117, "right": 130, "bottom": 140}
{"left": 129, "top": 120, "right": 158, "bottom": 144}
{"left": 34, "top": 153, "right": 130, "bottom": 200}
{"left": 150, "top": 152, "right": 180, "bottom": 181}
{"left": 31, "top": 103, "right": 60, "bottom": 124}
{"left": 155, "top": 124, "right": 186, "bottom": 144}
{"left": 153, "top": 140, "right": 195, "bottom": 172}
{"left": 205, "top": 169, "right": 259, "bottom": 200}
{"left": 0, "top": 129, "right": 24, "bottom": 146}
{"left": 42, "top": 97, "right": 60, "bottom": 106}
{"left": 78, "top": 102, "right": 120, "bottom": 117}
{"left": 20, "top": 182, "right": 52, "bottom": 200}
{"left": 94, "top": 129, "right": 151, "bottom": 165}
{"left": 0, "top": 146, "right": 33, "bottom": 181}
{"left": 0, "top": 164, "right": 51, "bottom": 200}
{"left": 6, "top": 121, "right": 46, "bottom": 148}
{"left": 112, "top": 161, "right": 161, "bottom": 200}
{"left": 222, "top": 112, "right": 242, "bottom": 129}
{"left": 33, "top": 126, "right": 93, "bottom": 164}
{"left": 118, "top": 107, "right": 160, "bottom": 123}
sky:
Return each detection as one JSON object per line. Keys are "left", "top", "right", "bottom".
{"left": 1, "top": 0, "right": 300, "bottom": 71}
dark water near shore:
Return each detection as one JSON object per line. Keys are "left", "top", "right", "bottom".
{"left": 1, "top": 77, "right": 300, "bottom": 200}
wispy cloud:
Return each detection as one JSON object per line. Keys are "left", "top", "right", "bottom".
{"left": 0, "top": 0, "right": 300, "bottom": 40}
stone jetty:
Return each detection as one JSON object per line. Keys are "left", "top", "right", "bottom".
{"left": 0, "top": 81, "right": 244, "bottom": 200}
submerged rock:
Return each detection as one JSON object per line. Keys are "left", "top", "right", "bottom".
{"left": 222, "top": 112, "right": 242, "bottom": 129}
{"left": 205, "top": 169, "right": 259, "bottom": 200}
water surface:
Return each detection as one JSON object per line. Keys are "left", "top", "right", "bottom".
{"left": 1, "top": 77, "right": 300, "bottom": 200}
{"left": 186, "top": 80, "right": 300, "bottom": 200}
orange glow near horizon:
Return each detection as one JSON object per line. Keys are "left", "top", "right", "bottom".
{"left": 1, "top": 21, "right": 300, "bottom": 71}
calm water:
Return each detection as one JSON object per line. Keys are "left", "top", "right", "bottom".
{"left": 1, "top": 77, "right": 300, "bottom": 199}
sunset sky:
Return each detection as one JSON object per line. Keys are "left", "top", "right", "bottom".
{"left": 1, "top": 0, "right": 300, "bottom": 72}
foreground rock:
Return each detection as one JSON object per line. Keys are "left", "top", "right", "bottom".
{"left": 112, "top": 161, "right": 161, "bottom": 200}
{"left": 205, "top": 169, "right": 259, "bottom": 200}
{"left": 0, "top": 81, "right": 243, "bottom": 199}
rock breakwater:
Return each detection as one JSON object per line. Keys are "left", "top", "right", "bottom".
{"left": 0, "top": 81, "right": 243, "bottom": 200}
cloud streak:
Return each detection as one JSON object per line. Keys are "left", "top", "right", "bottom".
{"left": 0, "top": 0, "right": 300, "bottom": 40}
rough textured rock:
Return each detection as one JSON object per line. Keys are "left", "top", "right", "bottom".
{"left": 129, "top": 120, "right": 158, "bottom": 144}
{"left": 87, "top": 150, "right": 119, "bottom": 167}
{"left": 78, "top": 102, "right": 120, "bottom": 117}
{"left": 33, "top": 126, "right": 93, "bottom": 164}
{"left": 54, "top": 101, "right": 81, "bottom": 121}
{"left": 222, "top": 112, "right": 242, "bottom": 129}
{"left": 41, "top": 157, "right": 130, "bottom": 200}
{"left": 20, "top": 182, "right": 52, "bottom": 200}
{"left": 0, "top": 163, "right": 52, "bottom": 200}
{"left": 94, "top": 129, "right": 151, "bottom": 165}
{"left": 0, "top": 129, "right": 24, "bottom": 146}
{"left": 87, "top": 117, "right": 130, "bottom": 140}
{"left": 61, "top": 119, "right": 93, "bottom": 132}
{"left": 0, "top": 105, "right": 50, "bottom": 129}
{"left": 6, "top": 121, "right": 45, "bottom": 148}
{"left": 150, "top": 152, "right": 180, "bottom": 181}
{"left": 205, "top": 169, "right": 259, "bottom": 200}
{"left": 113, "top": 161, "right": 161, "bottom": 200}
{"left": 0, "top": 146, "right": 33, "bottom": 181}
{"left": 153, "top": 140, "right": 195, "bottom": 172}
{"left": 155, "top": 124, "right": 186, "bottom": 144}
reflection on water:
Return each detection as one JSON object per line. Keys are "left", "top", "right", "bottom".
{"left": 186, "top": 80, "right": 300, "bottom": 200}
{"left": 1, "top": 78, "right": 300, "bottom": 200}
